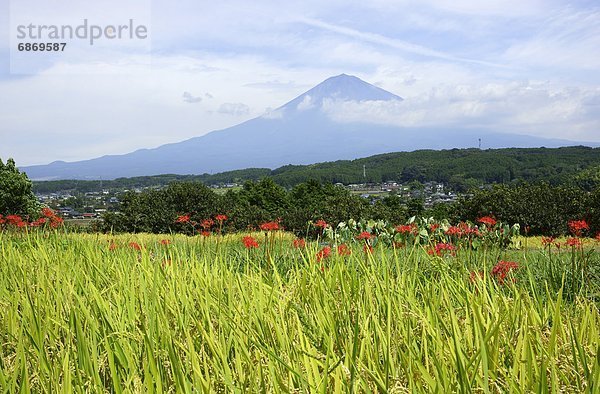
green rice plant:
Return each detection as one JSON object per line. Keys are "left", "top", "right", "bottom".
{"left": 0, "top": 230, "right": 598, "bottom": 392}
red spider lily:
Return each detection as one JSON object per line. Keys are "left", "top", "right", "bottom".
{"left": 129, "top": 242, "right": 142, "bottom": 251}
{"left": 337, "top": 244, "right": 351, "bottom": 256}
{"left": 109, "top": 242, "right": 118, "bottom": 251}
{"left": 565, "top": 237, "right": 583, "bottom": 248}
{"left": 430, "top": 242, "right": 456, "bottom": 257}
{"left": 49, "top": 216, "right": 64, "bottom": 228}
{"left": 292, "top": 238, "right": 306, "bottom": 249}
{"left": 356, "top": 231, "right": 373, "bottom": 240}
{"left": 491, "top": 260, "right": 519, "bottom": 285}
{"left": 160, "top": 239, "right": 171, "bottom": 245}
{"left": 6, "top": 215, "right": 24, "bottom": 226}
{"left": 201, "top": 219, "right": 214, "bottom": 229}
{"left": 175, "top": 214, "right": 190, "bottom": 224}
{"left": 445, "top": 226, "right": 462, "bottom": 236}
{"left": 396, "top": 223, "right": 417, "bottom": 235}
{"left": 459, "top": 222, "right": 481, "bottom": 237}
{"left": 259, "top": 221, "right": 280, "bottom": 231}
{"left": 429, "top": 223, "right": 440, "bottom": 232}
{"left": 568, "top": 220, "right": 589, "bottom": 237}
{"left": 29, "top": 218, "right": 47, "bottom": 227}
{"left": 200, "top": 231, "right": 211, "bottom": 237}
{"left": 363, "top": 244, "right": 374, "bottom": 254}
{"left": 242, "top": 235, "right": 259, "bottom": 249}
{"left": 41, "top": 207, "right": 55, "bottom": 218}
{"left": 478, "top": 216, "right": 497, "bottom": 227}
{"left": 314, "top": 219, "right": 328, "bottom": 229}
{"left": 215, "top": 214, "right": 228, "bottom": 222}
{"left": 0, "top": 215, "right": 5, "bottom": 225}
{"left": 541, "top": 236, "right": 555, "bottom": 247}
{"left": 316, "top": 246, "right": 331, "bottom": 262}
{"left": 469, "top": 271, "right": 485, "bottom": 284}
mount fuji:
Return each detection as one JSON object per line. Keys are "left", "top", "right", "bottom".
{"left": 22, "top": 74, "right": 588, "bottom": 180}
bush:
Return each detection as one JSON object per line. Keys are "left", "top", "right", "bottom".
{"left": 0, "top": 158, "right": 39, "bottom": 216}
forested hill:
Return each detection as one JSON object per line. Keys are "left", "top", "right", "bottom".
{"left": 32, "top": 146, "right": 600, "bottom": 193}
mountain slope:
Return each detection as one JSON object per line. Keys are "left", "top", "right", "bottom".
{"left": 22, "top": 74, "right": 596, "bottom": 180}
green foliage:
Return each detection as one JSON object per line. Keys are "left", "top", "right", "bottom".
{"left": 32, "top": 146, "right": 600, "bottom": 193}
{"left": 0, "top": 158, "right": 39, "bottom": 216}
{"left": 103, "top": 182, "right": 222, "bottom": 233}
{"left": 453, "top": 182, "right": 592, "bottom": 235}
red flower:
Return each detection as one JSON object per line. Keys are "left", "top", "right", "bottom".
{"left": 356, "top": 231, "right": 372, "bottom": 240}
{"left": 49, "top": 216, "right": 64, "bottom": 228}
{"left": 460, "top": 222, "right": 481, "bottom": 237}
{"left": 259, "top": 221, "right": 280, "bottom": 231}
{"left": 316, "top": 246, "right": 331, "bottom": 262}
{"left": 337, "top": 244, "right": 351, "bottom": 256}
{"left": 491, "top": 260, "right": 519, "bottom": 285}
{"left": 6, "top": 215, "right": 24, "bottom": 226}
{"left": 242, "top": 235, "right": 259, "bottom": 249}
{"left": 41, "top": 207, "right": 55, "bottom": 218}
{"left": 200, "top": 231, "right": 211, "bottom": 237}
{"left": 30, "top": 218, "right": 47, "bottom": 227}
{"left": 429, "top": 223, "right": 440, "bottom": 232}
{"left": 445, "top": 226, "right": 462, "bottom": 236}
{"left": 541, "top": 236, "right": 556, "bottom": 247}
{"left": 431, "top": 242, "right": 456, "bottom": 256}
{"left": 160, "top": 239, "right": 171, "bottom": 245}
{"left": 176, "top": 214, "right": 190, "bottom": 224}
{"left": 215, "top": 214, "right": 228, "bottom": 222}
{"left": 396, "top": 223, "right": 417, "bottom": 235}
{"left": 292, "top": 238, "right": 306, "bottom": 249}
{"left": 565, "top": 237, "right": 583, "bottom": 248}
{"left": 129, "top": 242, "right": 142, "bottom": 251}
{"left": 478, "top": 216, "right": 497, "bottom": 227}
{"left": 314, "top": 219, "right": 328, "bottom": 229}
{"left": 201, "top": 219, "right": 214, "bottom": 229}
{"left": 0, "top": 215, "right": 4, "bottom": 225}
{"left": 363, "top": 244, "right": 374, "bottom": 254}
{"left": 568, "top": 220, "right": 589, "bottom": 237}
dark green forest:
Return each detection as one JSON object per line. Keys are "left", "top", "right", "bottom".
{"left": 33, "top": 146, "right": 600, "bottom": 193}
{"left": 100, "top": 179, "right": 600, "bottom": 237}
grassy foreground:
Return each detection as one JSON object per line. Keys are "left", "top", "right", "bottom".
{"left": 0, "top": 231, "right": 598, "bottom": 393}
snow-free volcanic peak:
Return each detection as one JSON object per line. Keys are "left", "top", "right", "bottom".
{"left": 280, "top": 73, "right": 403, "bottom": 112}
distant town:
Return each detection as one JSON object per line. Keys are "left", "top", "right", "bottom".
{"left": 37, "top": 180, "right": 460, "bottom": 220}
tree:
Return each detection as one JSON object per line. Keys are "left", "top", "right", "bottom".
{"left": 0, "top": 158, "right": 39, "bottom": 216}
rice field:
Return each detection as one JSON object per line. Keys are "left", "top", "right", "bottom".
{"left": 0, "top": 230, "right": 598, "bottom": 393}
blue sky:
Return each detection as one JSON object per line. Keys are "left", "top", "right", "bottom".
{"left": 1, "top": 0, "right": 599, "bottom": 166}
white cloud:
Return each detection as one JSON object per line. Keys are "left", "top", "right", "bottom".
{"left": 217, "top": 102, "right": 250, "bottom": 116}
{"left": 182, "top": 92, "right": 202, "bottom": 103}
{"left": 321, "top": 82, "right": 600, "bottom": 141}
{"left": 296, "top": 95, "right": 315, "bottom": 111}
